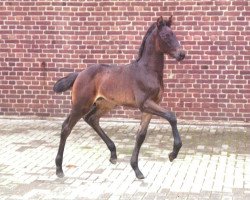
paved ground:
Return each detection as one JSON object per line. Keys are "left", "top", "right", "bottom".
{"left": 0, "top": 118, "right": 249, "bottom": 200}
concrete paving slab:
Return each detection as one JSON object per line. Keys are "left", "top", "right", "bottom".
{"left": 0, "top": 118, "right": 249, "bottom": 199}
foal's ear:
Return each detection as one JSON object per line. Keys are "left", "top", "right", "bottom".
{"left": 156, "top": 16, "right": 165, "bottom": 29}
{"left": 166, "top": 15, "right": 173, "bottom": 27}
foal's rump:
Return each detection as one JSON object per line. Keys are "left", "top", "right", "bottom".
{"left": 53, "top": 72, "right": 79, "bottom": 93}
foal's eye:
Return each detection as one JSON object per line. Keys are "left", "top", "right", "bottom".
{"left": 165, "top": 33, "right": 171, "bottom": 38}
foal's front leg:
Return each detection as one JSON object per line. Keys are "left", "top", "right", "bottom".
{"left": 141, "top": 100, "right": 182, "bottom": 161}
{"left": 131, "top": 113, "right": 152, "bottom": 179}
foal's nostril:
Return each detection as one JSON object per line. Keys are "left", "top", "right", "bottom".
{"left": 179, "top": 51, "right": 185, "bottom": 60}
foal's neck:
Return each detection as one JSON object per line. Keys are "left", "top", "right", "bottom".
{"left": 137, "top": 29, "right": 164, "bottom": 75}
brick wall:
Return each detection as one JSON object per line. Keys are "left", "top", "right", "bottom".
{"left": 0, "top": 0, "right": 249, "bottom": 122}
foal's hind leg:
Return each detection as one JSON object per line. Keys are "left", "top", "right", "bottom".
{"left": 84, "top": 103, "right": 117, "bottom": 164}
{"left": 55, "top": 109, "right": 83, "bottom": 178}
{"left": 131, "top": 113, "right": 152, "bottom": 179}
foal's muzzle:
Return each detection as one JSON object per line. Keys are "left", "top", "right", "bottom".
{"left": 174, "top": 50, "right": 186, "bottom": 62}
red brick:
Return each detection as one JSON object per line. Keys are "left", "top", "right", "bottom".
{"left": 0, "top": 0, "right": 249, "bottom": 122}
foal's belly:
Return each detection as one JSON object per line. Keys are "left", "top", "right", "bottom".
{"left": 96, "top": 67, "right": 137, "bottom": 107}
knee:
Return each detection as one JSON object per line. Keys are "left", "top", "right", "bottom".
{"left": 165, "top": 112, "right": 177, "bottom": 124}
{"left": 137, "top": 100, "right": 148, "bottom": 113}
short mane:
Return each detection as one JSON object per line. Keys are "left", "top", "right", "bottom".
{"left": 136, "top": 23, "right": 157, "bottom": 62}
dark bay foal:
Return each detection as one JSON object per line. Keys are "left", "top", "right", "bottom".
{"left": 53, "top": 16, "right": 185, "bottom": 179}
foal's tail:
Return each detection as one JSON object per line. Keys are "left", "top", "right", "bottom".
{"left": 53, "top": 72, "right": 79, "bottom": 93}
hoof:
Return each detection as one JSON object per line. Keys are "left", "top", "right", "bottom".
{"left": 168, "top": 152, "right": 177, "bottom": 162}
{"left": 109, "top": 157, "right": 117, "bottom": 164}
{"left": 56, "top": 169, "right": 65, "bottom": 178}
{"left": 135, "top": 170, "right": 145, "bottom": 179}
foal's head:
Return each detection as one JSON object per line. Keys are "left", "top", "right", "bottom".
{"left": 156, "top": 16, "right": 185, "bottom": 62}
